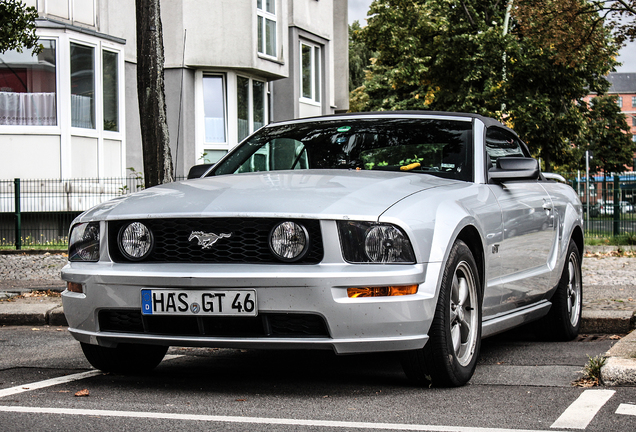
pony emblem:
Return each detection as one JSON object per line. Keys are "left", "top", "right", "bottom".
{"left": 188, "top": 231, "right": 232, "bottom": 249}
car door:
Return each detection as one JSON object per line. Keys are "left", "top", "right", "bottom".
{"left": 485, "top": 127, "right": 558, "bottom": 312}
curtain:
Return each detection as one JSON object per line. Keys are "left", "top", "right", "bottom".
{"left": 0, "top": 92, "right": 56, "bottom": 126}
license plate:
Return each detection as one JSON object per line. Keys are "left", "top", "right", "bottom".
{"left": 141, "top": 289, "right": 257, "bottom": 316}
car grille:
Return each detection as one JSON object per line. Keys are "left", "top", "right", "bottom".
{"left": 108, "top": 218, "right": 324, "bottom": 264}
{"left": 98, "top": 310, "right": 330, "bottom": 338}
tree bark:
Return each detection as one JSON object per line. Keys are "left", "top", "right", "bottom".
{"left": 135, "top": 0, "right": 173, "bottom": 187}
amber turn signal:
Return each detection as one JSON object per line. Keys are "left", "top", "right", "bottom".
{"left": 347, "top": 285, "right": 418, "bottom": 298}
{"left": 67, "top": 282, "right": 83, "bottom": 293}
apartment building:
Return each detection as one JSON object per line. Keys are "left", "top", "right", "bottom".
{"left": 0, "top": 0, "right": 350, "bottom": 179}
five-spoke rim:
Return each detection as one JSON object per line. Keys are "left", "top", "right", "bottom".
{"left": 449, "top": 261, "right": 479, "bottom": 367}
{"left": 566, "top": 251, "right": 582, "bottom": 327}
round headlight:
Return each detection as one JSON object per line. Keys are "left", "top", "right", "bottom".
{"left": 269, "top": 221, "right": 309, "bottom": 262}
{"left": 119, "top": 222, "right": 154, "bottom": 261}
{"left": 365, "top": 225, "right": 410, "bottom": 263}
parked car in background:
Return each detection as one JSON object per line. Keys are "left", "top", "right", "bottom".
{"left": 598, "top": 199, "right": 614, "bottom": 215}
{"left": 598, "top": 200, "right": 634, "bottom": 215}
{"left": 62, "top": 112, "right": 584, "bottom": 387}
{"left": 583, "top": 203, "right": 600, "bottom": 218}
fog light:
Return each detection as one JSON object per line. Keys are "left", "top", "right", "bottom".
{"left": 67, "top": 282, "right": 83, "bottom": 293}
{"left": 347, "top": 285, "right": 418, "bottom": 298}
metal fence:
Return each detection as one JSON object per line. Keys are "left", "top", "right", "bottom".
{"left": 0, "top": 177, "right": 145, "bottom": 249}
{"left": 1, "top": 172, "right": 635, "bottom": 249}
{"left": 567, "top": 171, "right": 636, "bottom": 238}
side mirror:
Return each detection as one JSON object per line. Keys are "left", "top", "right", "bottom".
{"left": 187, "top": 163, "right": 214, "bottom": 179}
{"left": 488, "top": 157, "right": 540, "bottom": 182}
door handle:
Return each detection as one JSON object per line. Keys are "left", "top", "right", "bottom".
{"left": 542, "top": 200, "right": 552, "bottom": 211}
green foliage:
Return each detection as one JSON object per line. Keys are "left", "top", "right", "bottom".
{"left": 0, "top": 0, "right": 41, "bottom": 55}
{"left": 349, "top": 21, "right": 375, "bottom": 92}
{"left": 355, "top": 0, "right": 625, "bottom": 171}
{"left": 589, "top": 0, "right": 636, "bottom": 45}
{"left": 583, "top": 354, "right": 606, "bottom": 382}
{"left": 585, "top": 234, "right": 636, "bottom": 246}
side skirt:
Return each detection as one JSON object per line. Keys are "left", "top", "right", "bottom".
{"left": 482, "top": 300, "right": 552, "bottom": 338}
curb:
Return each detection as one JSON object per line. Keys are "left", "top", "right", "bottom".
{"left": 581, "top": 310, "right": 635, "bottom": 334}
{"left": 0, "top": 303, "right": 67, "bottom": 326}
{"left": 602, "top": 330, "right": 636, "bottom": 386}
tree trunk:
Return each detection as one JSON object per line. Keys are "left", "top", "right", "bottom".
{"left": 135, "top": 0, "right": 173, "bottom": 187}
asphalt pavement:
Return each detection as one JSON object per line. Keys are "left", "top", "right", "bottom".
{"left": 1, "top": 246, "right": 635, "bottom": 385}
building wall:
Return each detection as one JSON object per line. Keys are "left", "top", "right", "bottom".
{"left": 1, "top": 1, "right": 127, "bottom": 180}
{"left": 585, "top": 73, "right": 636, "bottom": 171}
{"left": 1, "top": 0, "right": 349, "bottom": 179}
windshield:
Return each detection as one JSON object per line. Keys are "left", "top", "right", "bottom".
{"left": 211, "top": 118, "right": 473, "bottom": 181}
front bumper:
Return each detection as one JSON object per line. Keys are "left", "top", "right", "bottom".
{"left": 61, "top": 261, "right": 441, "bottom": 354}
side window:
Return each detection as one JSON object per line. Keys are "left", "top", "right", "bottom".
{"left": 485, "top": 127, "right": 526, "bottom": 167}
{"left": 236, "top": 139, "right": 307, "bottom": 173}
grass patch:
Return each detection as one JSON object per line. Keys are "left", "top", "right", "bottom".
{"left": 586, "top": 234, "right": 636, "bottom": 246}
{"left": 574, "top": 355, "right": 607, "bottom": 387}
{"left": 0, "top": 244, "right": 67, "bottom": 251}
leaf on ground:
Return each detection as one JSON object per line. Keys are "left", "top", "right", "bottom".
{"left": 74, "top": 389, "right": 90, "bottom": 397}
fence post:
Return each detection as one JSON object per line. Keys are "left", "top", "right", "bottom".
{"left": 14, "top": 178, "right": 21, "bottom": 250}
{"left": 613, "top": 175, "right": 620, "bottom": 236}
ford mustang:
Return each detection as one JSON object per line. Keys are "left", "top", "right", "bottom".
{"left": 61, "top": 112, "right": 583, "bottom": 387}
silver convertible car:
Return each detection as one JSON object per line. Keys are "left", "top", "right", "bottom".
{"left": 61, "top": 112, "right": 584, "bottom": 387}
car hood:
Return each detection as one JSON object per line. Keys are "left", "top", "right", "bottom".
{"left": 78, "top": 170, "right": 459, "bottom": 222}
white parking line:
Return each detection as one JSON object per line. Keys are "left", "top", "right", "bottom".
{"left": 0, "top": 371, "right": 102, "bottom": 399}
{"left": 0, "top": 405, "right": 570, "bottom": 432}
{"left": 0, "top": 355, "right": 184, "bottom": 399}
{"left": 616, "top": 403, "right": 636, "bottom": 416}
{"left": 550, "top": 389, "right": 615, "bottom": 429}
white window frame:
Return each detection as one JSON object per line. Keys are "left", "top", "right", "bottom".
{"left": 101, "top": 48, "right": 121, "bottom": 134}
{"left": 195, "top": 71, "right": 268, "bottom": 164}
{"left": 237, "top": 74, "right": 267, "bottom": 142}
{"left": 69, "top": 39, "right": 97, "bottom": 134}
{"left": 202, "top": 73, "right": 228, "bottom": 145}
{"left": 299, "top": 41, "right": 321, "bottom": 105}
{"left": 0, "top": 36, "right": 60, "bottom": 135}
{"left": 0, "top": 29, "right": 125, "bottom": 178}
{"left": 617, "top": 96, "right": 623, "bottom": 108}
{"left": 257, "top": 0, "right": 277, "bottom": 59}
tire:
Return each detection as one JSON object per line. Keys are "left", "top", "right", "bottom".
{"left": 401, "top": 240, "right": 482, "bottom": 387}
{"left": 535, "top": 239, "right": 582, "bottom": 341}
{"left": 80, "top": 342, "right": 168, "bottom": 374}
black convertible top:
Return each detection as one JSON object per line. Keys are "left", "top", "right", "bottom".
{"left": 270, "top": 110, "right": 517, "bottom": 137}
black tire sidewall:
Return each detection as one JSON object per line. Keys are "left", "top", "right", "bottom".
{"left": 426, "top": 240, "right": 482, "bottom": 387}
{"left": 551, "top": 240, "right": 582, "bottom": 340}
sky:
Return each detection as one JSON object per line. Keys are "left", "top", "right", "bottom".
{"left": 348, "top": 0, "right": 636, "bottom": 73}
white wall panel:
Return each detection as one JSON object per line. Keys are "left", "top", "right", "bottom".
{"left": 70, "top": 136, "right": 98, "bottom": 178}
{"left": 73, "top": 0, "right": 95, "bottom": 26}
{"left": 0, "top": 135, "right": 61, "bottom": 179}
{"left": 46, "top": 0, "right": 70, "bottom": 19}
{"left": 103, "top": 139, "right": 122, "bottom": 177}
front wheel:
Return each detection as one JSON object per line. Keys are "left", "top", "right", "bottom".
{"left": 401, "top": 240, "right": 482, "bottom": 387}
{"left": 81, "top": 342, "right": 168, "bottom": 374}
